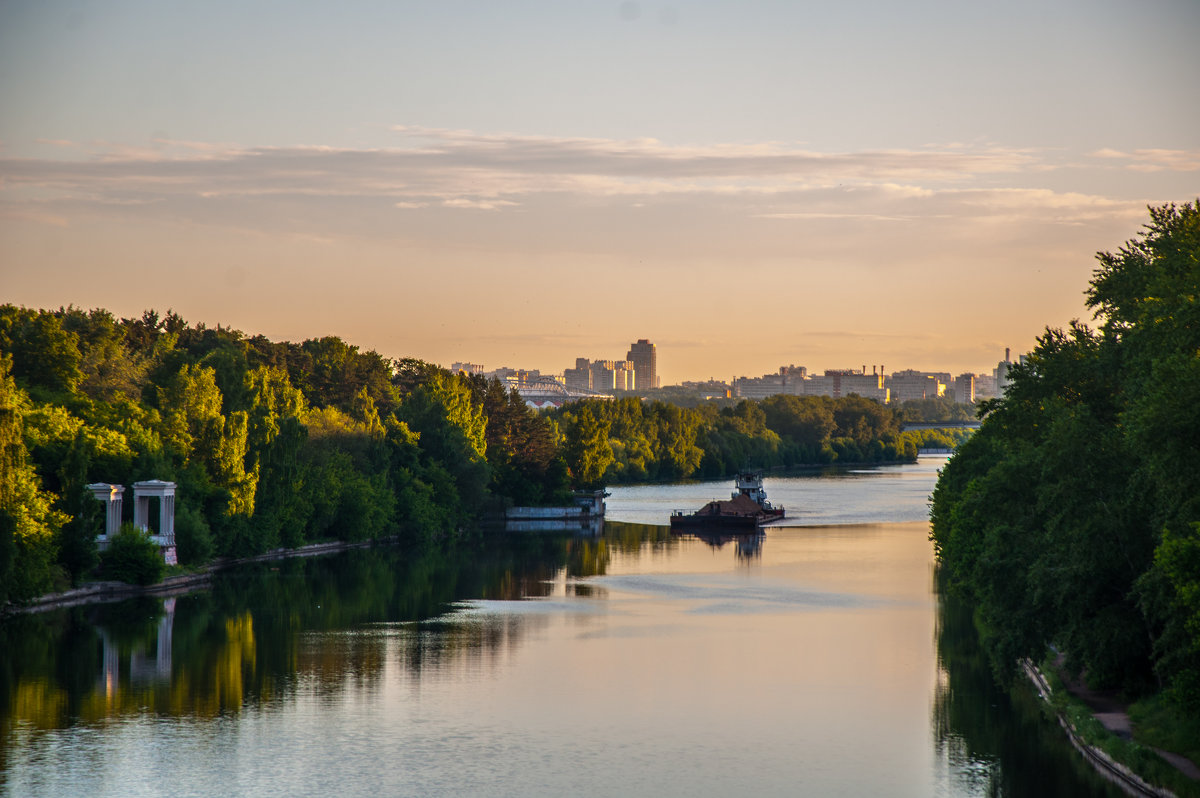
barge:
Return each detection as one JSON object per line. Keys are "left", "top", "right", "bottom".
{"left": 669, "top": 472, "right": 785, "bottom": 532}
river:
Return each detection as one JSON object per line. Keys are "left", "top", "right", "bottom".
{"left": 1, "top": 457, "right": 1122, "bottom": 797}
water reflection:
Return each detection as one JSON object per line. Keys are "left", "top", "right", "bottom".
{"left": 671, "top": 530, "right": 764, "bottom": 561}
{"left": 0, "top": 519, "right": 1127, "bottom": 797}
{"left": 932, "top": 582, "right": 1125, "bottom": 797}
{"left": 0, "top": 524, "right": 665, "bottom": 739}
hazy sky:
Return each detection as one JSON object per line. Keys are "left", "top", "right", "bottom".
{"left": 2, "top": 0, "right": 1197, "bottom": 383}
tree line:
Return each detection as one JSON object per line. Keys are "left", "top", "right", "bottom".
{"left": 931, "top": 202, "right": 1200, "bottom": 713}
{"left": 549, "top": 392, "right": 919, "bottom": 486}
{"left": 0, "top": 309, "right": 572, "bottom": 603}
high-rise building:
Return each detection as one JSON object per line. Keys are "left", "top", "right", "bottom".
{"left": 994, "top": 348, "right": 1016, "bottom": 394}
{"left": 563, "top": 358, "right": 592, "bottom": 392}
{"left": 953, "top": 373, "right": 976, "bottom": 404}
{"left": 590, "top": 360, "right": 617, "bottom": 392}
{"left": 626, "top": 339, "right": 658, "bottom": 390}
{"left": 613, "top": 360, "right": 636, "bottom": 391}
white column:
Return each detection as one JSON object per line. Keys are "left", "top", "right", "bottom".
{"left": 108, "top": 489, "right": 124, "bottom": 537}
{"left": 134, "top": 494, "right": 150, "bottom": 532}
{"left": 132, "top": 480, "right": 177, "bottom": 562}
{"left": 86, "top": 483, "right": 125, "bottom": 542}
{"left": 161, "top": 494, "right": 176, "bottom": 546}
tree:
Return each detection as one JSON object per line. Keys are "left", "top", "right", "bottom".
{"left": 761, "top": 394, "right": 836, "bottom": 453}
{"left": 0, "top": 356, "right": 69, "bottom": 602}
{"left": 931, "top": 201, "right": 1200, "bottom": 703}
{"left": 562, "top": 402, "right": 613, "bottom": 488}
{"left": 3, "top": 308, "right": 83, "bottom": 396}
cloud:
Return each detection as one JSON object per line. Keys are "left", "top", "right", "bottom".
{"left": 2, "top": 129, "right": 1040, "bottom": 208}
{"left": 0, "top": 205, "right": 68, "bottom": 226}
{"left": 1088, "top": 148, "right": 1200, "bottom": 172}
{"left": 442, "top": 198, "right": 519, "bottom": 211}
{"left": 0, "top": 128, "right": 1170, "bottom": 249}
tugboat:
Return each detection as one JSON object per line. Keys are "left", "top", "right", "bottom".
{"left": 669, "top": 472, "right": 785, "bottom": 532}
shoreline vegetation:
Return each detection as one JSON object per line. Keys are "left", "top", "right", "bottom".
{"left": 932, "top": 202, "right": 1200, "bottom": 795}
{"left": 7, "top": 536, "right": 396, "bottom": 617}
{"left": 0, "top": 299, "right": 961, "bottom": 609}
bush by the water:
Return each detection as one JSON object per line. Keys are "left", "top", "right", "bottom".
{"left": 100, "top": 524, "right": 166, "bottom": 585}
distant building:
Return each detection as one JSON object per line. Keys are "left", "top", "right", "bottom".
{"left": 450, "top": 362, "right": 484, "bottom": 376}
{"left": 590, "top": 360, "right": 617, "bottom": 392}
{"left": 886, "top": 370, "right": 946, "bottom": 402}
{"left": 626, "top": 339, "right": 659, "bottom": 390}
{"left": 729, "top": 365, "right": 809, "bottom": 399}
{"left": 733, "top": 373, "right": 786, "bottom": 399}
{"left": 994, "top": 348, "right": 1018, "bottom": 395}
{"left": 974, "top": 373, "right": 998, "bottom": 400}
{"left": 779, "top": 364, "right": 808, "bottom": 395}
{"left": 563, "top": 358, "right": 592, "bottom": 393}
{"left": 805, "top": 369, "right": 888, "bottom": 402}
{"left": 613, "top": 360, "right": 636, "bottom": 392}
{"left": 953, "top": 373, "right": 976, "bottom": 404}
{"left": 487, "top": 366, "right": 544, "bottom": 386}
{"left": 681, "top": 380, "right": 732, "bottom": 399}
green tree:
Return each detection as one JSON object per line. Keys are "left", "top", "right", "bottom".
{"left": 562, "top": 402, "right": 614, "bottom": 488}
{"left": 54, "top": 430, "right": 102, "bottom": 584}
{"left": 932, "top": 201, "right": 1200, "bottom": 704}
{"left": 3, "top": 308, "right": 83, "bottom": 396}
{"left": 398, "top": 373, "right": 491, "bottom": 513}
{"left": 0, "top": 357, "right": 69, "bottom": 602}
{"left": 761, "top": 394, "right": 836, "bottom": 453}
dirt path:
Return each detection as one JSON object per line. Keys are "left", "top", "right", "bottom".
{"left": 1054, "top": 661, "right": 1200, "bottom": 782}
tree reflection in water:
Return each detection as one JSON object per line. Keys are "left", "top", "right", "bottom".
{"left": 1, "top": 525, "right": 1141, "bottom": 796}
{"left": 932, "top": 578, "right": 1125, "bottom": 797}
{"left": 0, "top": 523, "right": 672, "bottom": 740}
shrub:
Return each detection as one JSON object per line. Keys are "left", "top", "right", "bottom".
{"left": 100, "top": 523, "right": 165, "bottom": 585}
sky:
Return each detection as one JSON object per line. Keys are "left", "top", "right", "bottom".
{"left": 2, "top": 0, "right": 1198, "bottom": 385}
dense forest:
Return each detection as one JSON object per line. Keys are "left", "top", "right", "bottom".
{"left": 0, "top": 311, "right": 573, "bottom": 603}
{"left": 1, "top": 298, "right": 936, "bottom": 604}
{"left": 931, "top": 203, "right": 1200, "bottom": 712}
{"left": 549, "top": 393, "right": 918, "bottom": 486}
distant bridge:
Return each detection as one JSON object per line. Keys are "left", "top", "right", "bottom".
{"left": 900, "top": 421, "right": 982, "bottom": 431}
{"left": 506, "top": 376, "right": 612, "bottom": 409}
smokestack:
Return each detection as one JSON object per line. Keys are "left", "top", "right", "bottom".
{"left": 1005, "top": 347, "right": 1011, "bottom": 362}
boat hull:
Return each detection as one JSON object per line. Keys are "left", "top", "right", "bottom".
{"left": 669, "top": 508, "right": 783, "bottom": 532}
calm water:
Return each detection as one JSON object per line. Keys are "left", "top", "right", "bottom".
{"left": 1, "top": 458, "right": 1121, "bottom": 797}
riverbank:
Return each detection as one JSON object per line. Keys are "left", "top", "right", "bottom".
{"left": 3, "top": 536, "right": 399, "bottom": 616}
{"left": 1023, "top": 659, "right": 1200, "bottom": 797}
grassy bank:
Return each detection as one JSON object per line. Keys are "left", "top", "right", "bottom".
{"left": 1038, "top": 661, "right": 1200, "bottom": 798}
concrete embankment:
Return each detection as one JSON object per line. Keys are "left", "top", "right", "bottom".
{"left": 5, "top": 537, "right": 397, "bottom": 616}
{"left": 1021, "top": 659, "right": 1180, "bottom": 798}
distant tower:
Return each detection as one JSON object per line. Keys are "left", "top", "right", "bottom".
{"left": 626, "top": 339, "right": 658, "bottom": 390}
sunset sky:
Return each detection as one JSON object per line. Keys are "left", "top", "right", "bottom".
{"left": 2, "top": 0, "right": 1197, "bottom": 384}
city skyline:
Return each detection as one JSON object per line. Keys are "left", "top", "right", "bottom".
{"left": 457, "top": 341, "right": 1008, "bottom": 389}
{"left": 2, "top": 1, "right": 1197, "bottom": 384}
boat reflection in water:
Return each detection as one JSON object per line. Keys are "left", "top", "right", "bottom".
{"left": 672, "top": 528, "right": 765, "bottom": 561}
